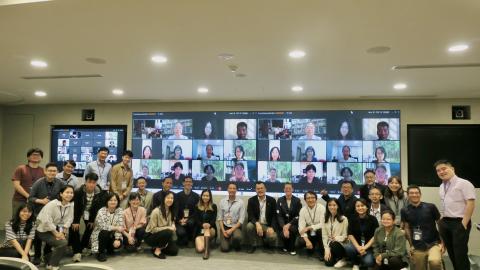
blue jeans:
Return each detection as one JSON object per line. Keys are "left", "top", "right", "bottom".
{"left": 344, "top": 243, "right": 374, "bottom": 267}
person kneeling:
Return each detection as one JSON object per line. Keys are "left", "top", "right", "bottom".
{"left": 122, "top": 192, "right": 147, "bottom": 252}
{"left": 91, "top": 193, "right": 124, "bottom": 262}
{"left": 194, "top": 189, "right": 217, "bottom": 259}
{"left": 145, "top": 191, "right": 178, "bottom": 259}
{"left": 297, "top": 191, "right": 325, "bottom": 260}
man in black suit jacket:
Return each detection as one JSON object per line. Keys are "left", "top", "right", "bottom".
{"left": 276, "top": 182, "right": 302, "bottom": 255}
{"left": 246, "top": 181, "right": 278, "bottom": 253}
{"left": 359, "top": 169, "right": 386, "bottom": 204}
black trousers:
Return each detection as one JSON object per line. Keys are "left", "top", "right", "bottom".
{"left": 438, "top": 218, "right": 471, "bottom": 270}
{"left": 295, "top": 229, "right": 325, "bottom": 256}
{"left": 175, "top": 219, "right": 196, "bottom": 246}
{"left": 123, "top": 227, "right": 146, "bottom": 252}
{"left": 373, "top": 256, "right": 407, "bottom": 270}
{"left": 98, "top": 230, "right": 122, "bottom": 254}
{"left": 69, "top": 219, "right": 94, "bottom": 254}
{"left": 324, "top": 241, "right": 346, "bottom": 266}
{"left": 0, "top": 247, "right": 22, "bottom": 258}
{"left": 33, "top": 231, "right": 51, "bottom": 259}
{"left": 280, "top": 225, "right": 298, "bottom": 252}
{"left": 144, "top": 230, "right": 178, "bottom": 256}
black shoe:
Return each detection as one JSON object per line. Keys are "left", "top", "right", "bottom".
{"left": 96, "top": 253, "right": 107, "bottom": 262}
{"left": 247, "top": 246, "right": 256, "bottom": 254}
{"left": 106, "top": 249, "right": 115, "bottom": 255}
{"left": 32, "top": 257, "right": 41, "bottom": 266}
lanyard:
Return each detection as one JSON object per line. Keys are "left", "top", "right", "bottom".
{"left": 307, "top": 205, "right": 317, "bottom": 225}
{"left": 58, "top": 206, "right": 67, "bottom": 223}
{"left": 227, "top": 200, "right": 235, "bottom": 214}
{"left": 97, "top": 161, "right": 105, "bottom": 180}
{"left": 130, "top": 207, "right": 138, "bottom": 226}
{"left": 108, "top": 211, "right": 116, "bottom": 225}
{"left": 330, "top": 217, "right": 335, "bottom": 238}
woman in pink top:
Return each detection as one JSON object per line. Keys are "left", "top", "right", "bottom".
{"left": 122, "top": 193, "right": 147, "bottom": 252}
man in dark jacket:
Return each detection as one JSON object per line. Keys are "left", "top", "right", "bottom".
{"left": 277, "top": 182, "right": 302, "bottom": 255}
{"left": 246, "top": 181, "right": 278, "bottom": 253}
{"left": 69, "top": 173, "right": 108, "bottom": 262}
{"left": 321, "top": 180, "right": 358, "bottom": 221}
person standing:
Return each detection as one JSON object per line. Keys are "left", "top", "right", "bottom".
{"left": 435, "top": 160, "right": 475, "bottom": 270}
{"left": 110, "top": 150, "right": 134, "bottom": 208}
{"left": 84, "top": 147, "right": 112, "bottom": 191}
{"left": 56, "top": 160, "right": 79, "bottom": 189}
{"left": 11, "top": 148, "right": 45, "bottom": 216}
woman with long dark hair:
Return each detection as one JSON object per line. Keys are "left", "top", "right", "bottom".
{"left": 322, "top": 198, "right": 349, "bottom": 267}
{"left": 145, "top": 191, "right": 178, "bottom": 259}
{"left": 0, "top": 204, "right": 35, "bottom": 261}
{"left": 383, "top": 176, "right": 408, "bottom": 226}
{"left": 194, "top": 189, "right": 217, "bottom": 259}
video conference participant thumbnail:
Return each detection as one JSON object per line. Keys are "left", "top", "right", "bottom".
{"left": 291, "top": 119, "right": 326, "bottom": 140}
{"left": 362, "top": 119, "right": 399, "bottom": 141}
{"left": 224, "top": 119, "right": 256, "bottom": 140}
{"left": 258, "top": 119, "right": 292, "bottom": 140}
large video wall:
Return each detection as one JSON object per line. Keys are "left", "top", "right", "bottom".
{"left": 131, "top": 110, "right": 400, "bottom": 193}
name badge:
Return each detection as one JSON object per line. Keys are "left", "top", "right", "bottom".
{"left": 121, "top": 182, "right": 127, "bottom": 190}
{"left": 201, "top": 229, "right": 205, "bottom": 234}
{"left": 383, "top": 257, "right": 389, "bottom": 265}
{"left": 183, "top": 209, "right": 190, "bottom": 218}
{"left": 360, "top": 236, "right": 366, "bottom": 246}
{"left": 226, "top": 214, "right": 232, "bottom": 225}
{"left": 57, "top": 224, "right": 64, "bottom": 233}
{"left": 84, "top": 210, "right": 90, "bottom": 221}
{"left": 413, "top": 228, "right": 422, "bottom": 241}
{"left": 310, "top": 230, "right": 316, "bottom": 236}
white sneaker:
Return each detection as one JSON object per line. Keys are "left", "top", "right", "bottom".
{"left": 334, "top": 259, "right": 347, "bottom": 268}
{"left": 72, "top": 253, "right": 82, "bottom": 262}
{"left": 51, "top": 267, "right": 59, "bottom": 270}
{"left": 290, "top": 251, "right": 297, "bottom": 255}
{"left": 352, "top": 265, "right": 360, "bottom": 270}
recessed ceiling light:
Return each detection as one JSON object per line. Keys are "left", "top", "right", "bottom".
{"left": 393, "top": 83, "right": 407, "bottom": 90}
{"left": 34, "top": 90, "right": 47, "bottom": 97}
{"left": 198, "top": 87, "right": 209, "bottom": 93}
{"left": 151, "top": 55, "right": 168, "bottom": 63}
{"left": 291, "top": 85, "right": 303, "bottom": 92}
{"left": 30, "top": 60, "right": 48, "bottom": 68}
{"left": 448, "top": 44, "right": 469, "bottom": 52}
{"left": 112, "top": 89, "right": 124, "bottom": 95}
{"left": 288, "top": 50, "right": 306, "bottom": 59}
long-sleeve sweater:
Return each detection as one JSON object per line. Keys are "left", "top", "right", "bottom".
{"left": 322, "top": 216, "right": 349, "bottom": 253}
{"left": 146, "top": 208, "right": 174, "bottom": 233}
{"left": 36, "top": 199, "right": 74, "bottom": 233}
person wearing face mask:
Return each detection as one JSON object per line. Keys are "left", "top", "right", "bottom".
{"left": 122, "top": 193, "right": 147, "bottom": 252}
{"left": 70, "top": 173, "right": 106, "bottom": 263}
{"left": 372, "top": 210, "right": 408, "bottom": 270}
{"left": 0, "top": 204, "right": 36, "bottom": 261}
{"left": 35, "top": 185, "right": 74, "bottom": 270}
{"left": 383, "top": 176, "right": 408, "bottom": 226}
{"left": 175, "top": 176, "right": 200, "bottom": 247}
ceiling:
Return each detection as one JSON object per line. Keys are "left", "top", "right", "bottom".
{"left": 1, "top": 0, "right": 480, "bottom": 105}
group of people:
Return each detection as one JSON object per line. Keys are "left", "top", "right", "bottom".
{"left": 2, "top": 147, "right": 476, "bottom": 270}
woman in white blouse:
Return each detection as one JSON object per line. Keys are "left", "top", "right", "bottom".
{"left": 35, "top": 185, "right": 74, "bottom": 270}
{"left": 91, "top": 193, "right": 124, "bottom": 262}
{"left": 322, "top": 198, "right": 349, "bottom": 268}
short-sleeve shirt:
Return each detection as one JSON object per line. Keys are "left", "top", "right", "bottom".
{"left": 439, "top": 176, "right": 476, "bottom": 217}
{"left": 11, "top": 165, "right": 45, "bottom": 202}
{"left": 401, "top": 202, "right": 440, "bottom": 250}
{"left": 0, "top": 221, "right": 36, "bottom": 248}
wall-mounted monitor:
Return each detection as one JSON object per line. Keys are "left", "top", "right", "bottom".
{"left": 51, "top": 125, "right": 127, "bottom": 176}
{"left": 408, "top": 124, "right": 479, "bottom": 187}
{"left": 132, "top": 111, "right": 401, "bottom": 193}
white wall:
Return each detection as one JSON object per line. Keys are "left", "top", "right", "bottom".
{"left": 1, "top": 99, "right": 479, "bottom": 254}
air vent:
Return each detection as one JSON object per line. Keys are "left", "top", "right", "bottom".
{"left": 21, "top": 74, "right": 103, "bottom": 79}
{"left": 392, "top": 63, "right": 480, "bottom": 70}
